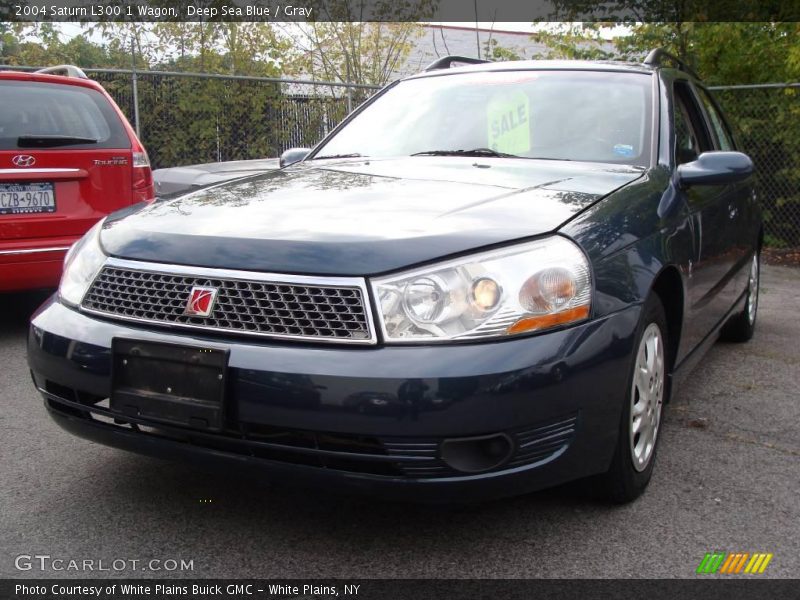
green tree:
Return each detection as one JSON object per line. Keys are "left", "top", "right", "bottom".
{"left": 298, "top": 22, "right": 425, "bottom": 86}
{"left": 151, "top": 23, "right": 300, "bottom": 76}
{"left": 530, "top": 17, "right": 800, "bottom": 248}
{"left": 613, "top": 23, "right": 800, "bottom": 84}
{"left": 1, "top": 23, "right": 133, "bottom": 68}
{"left": 0, "top": 22, "right": 21, "bottom": 65}
{"left": 482, "top": 37, "right": 522, "bottom": 62}
{"left": 529, "top": 23, "right": 615, "bottom": 60}
{"left": 88, "top": 22, "right": 155, "bottom": 69}
{"left": 217, "top": 24, "right": 297, "bottom": 76}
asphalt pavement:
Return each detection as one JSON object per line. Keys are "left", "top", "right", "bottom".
{"left": 1, "top": 266, "right": 798, "bottom": 579}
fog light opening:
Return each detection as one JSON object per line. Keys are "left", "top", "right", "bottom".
{"left": 439, "top": 433, "right": 514, "bottom": 473}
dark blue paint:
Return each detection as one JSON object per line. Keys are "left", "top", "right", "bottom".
{"left": 101, "top": 157, "right": 644, "bottom": 275}
{"left": 677, "top": 151, "right": 754, "bottom": 187}
{"left": 27, "top": 63, "right": 762, "bottom": 500}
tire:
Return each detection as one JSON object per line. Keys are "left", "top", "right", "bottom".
{"left": 721, "top": 251, "right": 760, "bottom": 343}
{"left": 597, "top": 294, "right": 669, "bottom": 503}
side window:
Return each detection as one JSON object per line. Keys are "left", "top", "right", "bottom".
{"left": 697, "top": 87, "right": 735, "bottom": 151}
{"left": 673, "top": 82, "right": 712, "bottom": 165}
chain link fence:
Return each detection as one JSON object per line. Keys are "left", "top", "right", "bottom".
{"left": 710, "top": 84, "right": 800, "bottom": 248}
{"left": 87, "top": 69, "right": 381, "bottom": 171}
{"left": 1, "top": 67, "right": 380, "bottom": 171}
{"left": 3, "top": 67, "right": 799, "bottom": 247}
{"left": 107, "top": 73, "right": 800, "bottom": 248}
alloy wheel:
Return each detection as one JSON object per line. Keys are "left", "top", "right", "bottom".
{"left": 629, "top": 323, "right": 665, "bottom": 472}
{"left": 747, "top": 254, "right": 760, "bottom": 325}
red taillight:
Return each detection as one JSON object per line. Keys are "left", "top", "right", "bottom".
{"left": 132, "top": 148, "right": 155, "bottom": 203}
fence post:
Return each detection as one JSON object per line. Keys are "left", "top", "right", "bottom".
{"left": 130, "top": 39, "right": 141, "bottom": 138}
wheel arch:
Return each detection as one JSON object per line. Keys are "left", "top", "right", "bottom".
{"left": 648, "top": 265, "right": 684, "bottom": 383}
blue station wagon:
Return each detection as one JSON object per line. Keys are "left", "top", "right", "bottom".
{"left": 27, "top": 50, "right": 761, "bottom": 502}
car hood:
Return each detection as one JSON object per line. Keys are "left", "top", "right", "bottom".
{"left": 153, "top": 158, "right": 280, "bottom": 198}
{"left": 102, "top": 157, "right": 644, "bottom": 276}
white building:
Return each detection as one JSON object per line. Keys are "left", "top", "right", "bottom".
{"left": 399, "top": 25, "right": 549, "bottom": 76}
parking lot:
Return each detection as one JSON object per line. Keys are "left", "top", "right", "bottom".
{"left": 1, "top": 265, "right": 798, "bottom": 579}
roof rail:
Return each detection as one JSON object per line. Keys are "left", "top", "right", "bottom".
{"left": 424, "top": 55, "right": 490, "bottom": 72}
{"left": 643, "top": 48, "right": 701, "bottom": 80}
{"left": 35, "top": 65, "right": 89, "bottom": 79}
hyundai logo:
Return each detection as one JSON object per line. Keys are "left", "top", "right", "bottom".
{"left": 12, "top": 155, "right": 36, "bottom": 168}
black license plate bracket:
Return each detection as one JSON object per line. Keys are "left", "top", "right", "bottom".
{"left": 111, "top": 339, "right": 229, "bottom": 432}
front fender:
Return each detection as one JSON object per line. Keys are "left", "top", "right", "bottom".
{"left": 560, "top": 168, "right": 692, "bottom": 362}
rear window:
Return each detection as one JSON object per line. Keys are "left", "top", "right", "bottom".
{"left": 0, "top": 80, "right": 130, "bottom": 150}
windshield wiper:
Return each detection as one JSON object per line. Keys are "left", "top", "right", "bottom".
{"left": 311, "top": 153, "right": 364, "bottom": 160}
{"left": 411, "top": 148, "right": 522, "bottom": 159}
{"left": 17, "top": 135, "right": 98, "bottom": 148}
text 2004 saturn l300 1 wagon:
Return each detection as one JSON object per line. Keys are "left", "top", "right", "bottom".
{"left": 28, "top": 51, "right": 761, "bottom": 503}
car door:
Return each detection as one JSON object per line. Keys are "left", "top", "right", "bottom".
{"left": 674, "top": 80, "right": 739, "bottom": 351}
{"left": 695, "top": 84, "right": 756, "bottom": 300}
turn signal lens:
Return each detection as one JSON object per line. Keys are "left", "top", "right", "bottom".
{"left": 507, "top": 305, "right": 591, "bottom": 334}
{"left": 520, "top": 267, "right": 578, "bottom": 313}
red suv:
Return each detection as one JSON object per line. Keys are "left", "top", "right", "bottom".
{"left": 0, "top": 65, "right": 154, "bottom": 292}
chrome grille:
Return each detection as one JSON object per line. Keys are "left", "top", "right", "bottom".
{"left": 81, "top": 261, "right": 374, "bottom": 343}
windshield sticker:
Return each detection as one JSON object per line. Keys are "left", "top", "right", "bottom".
{"left": 613, "top": 143, "right": 635, "bottom": 158}
{"left": 487, "top": 91, "right": 531, "bottom": 155}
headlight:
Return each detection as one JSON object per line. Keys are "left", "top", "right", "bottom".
{"left": 59, "top": 220, "right": 107, "bottom": 306}
{"left": 371, "top": 236, "right": 591, "bottom": 343}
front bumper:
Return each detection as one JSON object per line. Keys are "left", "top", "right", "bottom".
{"left": 28, "top": 298, "right": 642, "bottom": 501}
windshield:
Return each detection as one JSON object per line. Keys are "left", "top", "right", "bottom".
{"left": 314, "top": 70, "right": 653, "bottom": 167}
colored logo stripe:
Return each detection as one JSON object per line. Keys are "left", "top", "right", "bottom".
{"left": 697, "top": 552, "right": 726, "bottom": 574}
{"left": 745, "top": 553, "right": 773, "bottom": 574}
{"left": 719, "top": 553, "right": 748, "bottom": 573}
{"left": 697, "top": 552, "right": 773, "bottom": 574}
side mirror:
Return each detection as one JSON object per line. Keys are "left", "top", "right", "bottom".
{"left": 279, "top": 148, "right": 311, "bottom": 168}
{"left": 677, "top": 151, "right": 753, "bottom": 187}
